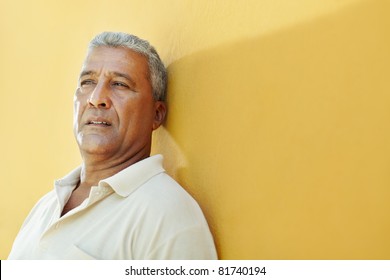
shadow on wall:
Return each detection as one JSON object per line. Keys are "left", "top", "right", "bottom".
{"left": 153, "top": 0, "right": 390, "bottom": 259}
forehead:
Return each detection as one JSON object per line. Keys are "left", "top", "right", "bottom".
{"left": 81, "top": 46, "right": 149, "bottom": 78}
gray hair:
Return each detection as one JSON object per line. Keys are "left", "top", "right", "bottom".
{"left": 88, "top": 32, "right": 167, "bottom": 102}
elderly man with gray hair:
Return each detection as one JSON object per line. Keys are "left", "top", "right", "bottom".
{"left": 8, "top": 32, "right": 217, "bottom": 260}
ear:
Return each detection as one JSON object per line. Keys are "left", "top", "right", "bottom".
{"left": 152, "top": 101, "right": 167, "bottom": 130}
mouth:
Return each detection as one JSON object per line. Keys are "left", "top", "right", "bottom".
{"left": 86, "top": 120, "right": 112, "bottom": 126}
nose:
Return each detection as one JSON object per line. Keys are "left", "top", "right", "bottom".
{"left": 87, "top": 82, "right": 111, "bottom": 109}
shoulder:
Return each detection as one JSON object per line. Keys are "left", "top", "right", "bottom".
{"left": 134, "top": 172, "right": 204, "bottom": 222}
{"left": 28, "top": 190, "right": 57, "bottom": 215}
{"left": 18, "top": 190, "right": 57, "bottom": 229}
{"left": 123, "top": 172, "right": 217, "bottom": 259}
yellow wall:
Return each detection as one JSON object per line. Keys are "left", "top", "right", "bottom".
{"left": 1, "top": 0, "right": 389, "bottom": 259}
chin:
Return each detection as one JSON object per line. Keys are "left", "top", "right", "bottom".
{"left": 77, "top": 135, "right": 115, "bottom": 155}
{"left": 83, "top": 145, "right": 113, "bottom": 156}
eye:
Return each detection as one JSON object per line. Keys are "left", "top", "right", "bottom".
{"left": 80, "top": 79, "right": 96, "bottom": 87}
{"left": 112, "top": 81, "right": 129, "bottom": 88}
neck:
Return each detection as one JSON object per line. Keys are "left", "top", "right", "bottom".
{"left": 78, "top": 149, "right": 150, "bottom": 189}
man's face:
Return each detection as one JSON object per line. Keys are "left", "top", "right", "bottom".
{"left": 74, "top": 46, "right": 165, "bottom": 162}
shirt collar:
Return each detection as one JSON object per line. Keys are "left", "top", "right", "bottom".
{"left": 55, "top": 166, "right": 82, "bottom": 188}
{"left": 54, "top": 154, "right": 165, "bottom": 198}
{"left": 100, "top": 154, "right": 165, "bottom": 197}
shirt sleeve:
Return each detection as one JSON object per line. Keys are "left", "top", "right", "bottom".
{"left": 145, "top": 225, "right": 218, "bottom": 260}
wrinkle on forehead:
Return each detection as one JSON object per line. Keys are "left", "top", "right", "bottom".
{"left": 82, "top": 46, "right": 150, "bottom": 79}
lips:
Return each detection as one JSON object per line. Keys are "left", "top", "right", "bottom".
{"left": 86, "top": 119, "right": 112, "bottom": 126}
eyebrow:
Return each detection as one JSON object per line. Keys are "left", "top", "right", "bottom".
{"left": 79, "top": 70, "right": 137, "bottom": 88}
{"left": 79, "top": 70, "right": 94, "bottom": 79}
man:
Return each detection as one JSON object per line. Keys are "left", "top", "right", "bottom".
{"left": 8, "top": 32, "right": 217, "bottom": 259}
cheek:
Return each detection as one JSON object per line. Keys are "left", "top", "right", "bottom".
{"left": 73, "top": 97, "right": 85, "bottom": 129}
{"left": 117, "top": 102, "right": 154, "bottom": 132}
{"left": 73, "top": 99, "right": 80, "bottom": 116}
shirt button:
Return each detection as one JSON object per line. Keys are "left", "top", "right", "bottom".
{"left": 55, "top": 222, "right": 60, "bottom": 229}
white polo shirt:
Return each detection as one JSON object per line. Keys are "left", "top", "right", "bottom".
{"left": 8, "top": 155, "right": 217, "bottom": 259}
